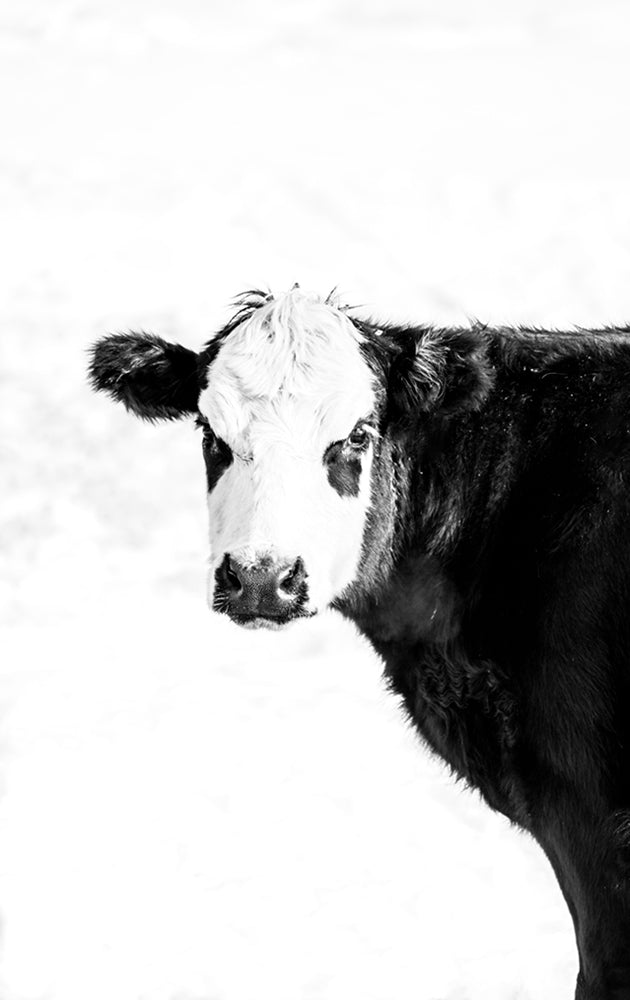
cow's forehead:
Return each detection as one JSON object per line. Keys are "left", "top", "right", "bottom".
{"left": 197, "top": 290, "right": 378, "bottom": 449}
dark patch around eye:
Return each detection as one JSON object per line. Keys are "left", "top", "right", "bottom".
{"left": 200, "top": 425, "right": 233, "bottom": 492}
{"left": 323, "top": 441, "right": 362, "bottom": 498}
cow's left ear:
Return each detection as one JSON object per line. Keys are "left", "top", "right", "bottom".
{"left": 88, "top": 332, "right": 200, "bottom": 421}
{"left": 387, "top": 326, "right": 494, "bottom": 419}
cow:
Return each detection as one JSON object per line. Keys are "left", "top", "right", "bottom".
{"left": 88, "top": 286, "right": 630, "bottom": 999}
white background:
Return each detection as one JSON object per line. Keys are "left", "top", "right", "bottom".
{"left": 3, "top": 0, "right": 630, "bottom": 996}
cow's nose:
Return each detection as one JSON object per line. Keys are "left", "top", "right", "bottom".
{"left": 215, "top": 554, "right": 308, "bottom": 624}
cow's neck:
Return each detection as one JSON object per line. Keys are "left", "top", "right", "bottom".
{"left": 334, "top": 407, "right": 530, "bottom": 810}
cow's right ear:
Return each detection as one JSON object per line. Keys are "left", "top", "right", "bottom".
{"left": 386, "top": 326, "right": 494, "bottom": 421}
{"left": 88, "top": 332, "right": 200, "bottom": 421}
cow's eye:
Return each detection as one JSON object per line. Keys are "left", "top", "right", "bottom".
{"left": 197, "top": 419, "right": 233, "bottom": 490}
{"left": 197, "top": 419, "right": 232, "bottom": 460}
{"left": 204, "top": 430, "right": 232, "bottom": 460}
{"left": 347, "top": 425, "right": 371, "bottom": 451}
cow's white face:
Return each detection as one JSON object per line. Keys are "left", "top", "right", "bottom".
{"left": 197, "top": 291, "right": 379, "bottom": 626}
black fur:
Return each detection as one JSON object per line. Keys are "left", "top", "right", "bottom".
{"left": 338, "top": 320, "right": 630, "bottom": 999}
{"left": 88, "top": 298, "right": 630, "bottom": 998}
{"left": 88, "top": 332, "right": 199, "bottom": 421}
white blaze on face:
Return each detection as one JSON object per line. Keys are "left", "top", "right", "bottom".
{"left": 197, "top": 290, "right": 379, "bottom": 614}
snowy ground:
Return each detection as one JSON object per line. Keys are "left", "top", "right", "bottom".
{"left": 3, "top": 0, "right": 630, "bottom": 997}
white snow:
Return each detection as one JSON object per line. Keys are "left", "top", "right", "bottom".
{"left": 4, "top": 0, "right": 630, "bottom": 996}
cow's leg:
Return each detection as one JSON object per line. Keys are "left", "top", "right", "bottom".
{"left": 573, "top": 884, "right": 630, "bottom": 1000}
{"left": 574, "top": 974, "right": 630, "bottom": 1000}
{"left": 537, "top": 797, "right": 630, "bottom": 1000}
{"left": 570, "top": 879, "right": 630, "bottom": 1000}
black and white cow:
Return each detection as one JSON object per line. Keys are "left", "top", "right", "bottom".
{"left": 89, "top": 287, "right": 630, "bottom": 999}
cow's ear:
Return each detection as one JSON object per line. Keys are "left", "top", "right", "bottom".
{"left": 387, "top": 326, "right": 494, "bottom": 420}
{"left": 88, "top": 332, "right": 199, "bottom": 421}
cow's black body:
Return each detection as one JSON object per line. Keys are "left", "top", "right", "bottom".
{"left": 89, "top": 302, "right": 630, "bottom": 999}
{"left": 338, "top": 323, "right": 630, "bottom": 998}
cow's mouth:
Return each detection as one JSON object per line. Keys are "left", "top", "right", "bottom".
{"left": 228, "top": 611, "right": 316, "bottom": 631}
{"left": 237, "top": 616, "right": 290, "bottom": 631}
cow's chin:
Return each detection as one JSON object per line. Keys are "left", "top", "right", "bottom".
{"left": 220, "top": 612, "right": 318, "bottom": 632}
{"left": 237, "top": 616, "right": 295, "bottom": 632}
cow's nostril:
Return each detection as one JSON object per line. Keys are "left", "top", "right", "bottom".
{"left": 224, "top": 555, "right": 243, "bottom": 593}
{"left": 278, "top": 557, "right": 306, "bottom": 594}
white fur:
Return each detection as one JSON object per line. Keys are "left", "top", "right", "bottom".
{"left": 198, "top": 289, "right": 378, "bottom": 614}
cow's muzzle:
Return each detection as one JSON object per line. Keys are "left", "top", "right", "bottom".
{"left": 214, "top": 553, "right": 311, "bottom": 628}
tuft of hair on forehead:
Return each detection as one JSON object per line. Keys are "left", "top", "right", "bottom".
{"left": 226, "top": 285, "right": 350, "bottom": 330}
{"left": 206, "top": 285, "right": 368, "bottom": 400}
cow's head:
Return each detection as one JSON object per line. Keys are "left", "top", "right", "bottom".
{"left": 89, "top": 288, "right": 492, "bottom": 629}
